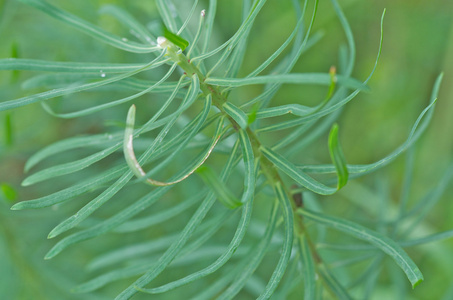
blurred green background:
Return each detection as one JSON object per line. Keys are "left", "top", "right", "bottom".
{"left": 0, "top": 0, "right": 452, "bottom": 299}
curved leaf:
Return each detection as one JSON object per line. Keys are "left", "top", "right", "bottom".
{"left": 298, "top": 208, "right": 424, "bottom": 288}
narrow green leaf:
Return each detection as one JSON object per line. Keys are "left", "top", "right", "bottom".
{"left": 42, "top": 63, "right": 177, "bottom": 118}
{"left": 138, "top": 191, "right": 253, "bottom": 294}
{"left": 246, "top": 8, "right": 305, "bottom": 78}
{"left": 206, "top": 0, "right": 268, "bottom": 75}
{"left": 76, "top": 211, "right": 233, "bottom": 293}
{"left": 297, "top": 93, "right": 439, "bottom": 178}
{"left": 215, "top": 201, "right": 278, "bottom": 300}
{"left": 186, "top": 6, "right": 206, "bottom": 58}
{"left": 257, "top": 182, "right": 294, "bottom": 299}
{"left": 87, "top": 235, "right": 176, "bottom": 271}
{"left": 24, "top": 133, "right": 120, "bottom": 172}
{"left": 238, "top": 129, "right": 255, "bottom": 204}
{"left": 22, "top": 144, "right": 119, "bottom": 186}
{"left": 196, "top": 165, "right": 242, "bottom": 209}
{"left": 163, "top": 25, "right": 189, "bottom": 51}
{"left": 0, "top": 52, "right": 167, "bottom": 112}
{"left": 115, "top": 144, "right": 241, "bottom": 299}
{"left": 201, "top": 0, "right": 217, "bottom": 54}
{"left": 298, "top": 209, "right": 424, "bottom": 288}
{"left": 299, "top": 234, "right": 316, "bottom": 300}
{"left": 19, "top": 0, "right": 159, "bottom": 53}
{"left": 328, "top": 123, "right": 348, "bottom": 189}
{"left": 223, "top": 102, "right": 248, "bottom": 129}
{"left": 255, "top": 104, "right": 314, "bottom": 119}
{"left": 47, "top": 81, "right": 207, "bottom": 239}
{"left": 317, "top": 263, "right": 353, "bottom": 300}
{"left": 115, "top": 191, "right": 204, "bottom": 233}
{"left": 115, "top": 141, "right": 242, "bottom": 299}
{"left": 45, "top": 186, "right": 171, "bottom": 259}
{"left": 205, "top": 73, "right": 368, "bottom": 91}
{"left": 1, "top": 183, "right": 17, "bottom": 203}
{"left": 0, "top": 58, "right": 147, "bottom": 73}
{"left": 11, "top": 165, "right": 126, "bottom": 210}
{"left": 260, "top": 146, "right": 337, "bottom": 195}
{"left": 256, "top": 8, "right": 385, "bottom": 133}
{"left": 99, "top": 5, "right": 155, "bottom": 44}
{"left": 4, "top": 112, "right": 13, "bottom": 146}
{"left": 156, "top": 0, "right": 178, "bottom": 33}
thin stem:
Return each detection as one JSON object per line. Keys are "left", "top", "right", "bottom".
{"left": 160, "top": 41, "right": 330, "bottom": 293}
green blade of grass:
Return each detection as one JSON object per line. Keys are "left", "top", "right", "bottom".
{"left": 298, "top": 209, "right": 424, "bottom": 288}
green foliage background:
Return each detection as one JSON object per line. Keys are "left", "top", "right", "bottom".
{"left": 0, "top": 0, "right": 452, "bottom": 299}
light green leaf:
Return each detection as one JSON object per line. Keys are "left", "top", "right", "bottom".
{"left": 156, "top": 0, "right": 178, "bottom": 33}
{"left": 223, "top": 102, "right": 248, "bottom": 129}
{"left": 99, "top": 5, "right": 155, "bottom": 44}
{"left": 328, "top": 124, "right": 348, "bottom": 189}
{"left": 137, "top": 191, "right": 253, "bottom": 294}
{"left": 47, "top": 80, "right": 207, "bottom": 239}
{"left": 238, "top": 129, "right": 255, "bottom": 204}
{"left": 115, "top": 139, "right": 241, "bottom": 299}
{"left": 296, "top": 88, "right": 440, "bottom": 179}
{"left": 19, "top": 0, "right": 159, "bottom": 53}
{"left": 205, "top": 73, "right": 368, "bottom": 91}
{"left": 0, "top": 58, "right": 146, "bottom": 73}
{"left": 0, "top": 52, "right": 167, "bottom": 112}
{"left": 22, "top": 143, "right": 119, "bottom": 186}
{"left": 206, "top": 0, "right": 268, "bottom": 75}
{"left": 196, "top": 165, "right": 242, "bottom": 209}
{"left": 298, "top": 209, "right": 424, "bottom": 288}
{"left": 11, "top": 165, "right": 126, "bottom": 210}
{"left": 299, "top": 235, "right": 316, "bottom": 300}
{"left": 216, "top": 201, "right": 278, "bottom": 300}
{"left": 260, "top": 146, "right": 337, "bottom": 195}
{"left": 257, "top": 182, "right": 294, "bottom": 299}
{"left": 41, "top": 63, "right": 177, "bottom": 118}
{"left": 317, "top": 263, "right": 353, "bottom": 300}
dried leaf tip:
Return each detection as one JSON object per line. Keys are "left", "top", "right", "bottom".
{"left": 329, "top": 66, "right": 337, "bottom": 82}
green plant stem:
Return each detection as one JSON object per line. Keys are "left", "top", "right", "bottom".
{"left": 164, "top": 45, "right": 335, "bottom": 294}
